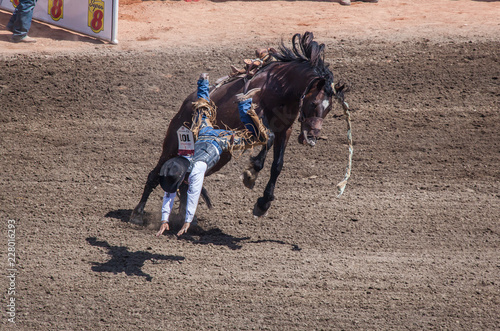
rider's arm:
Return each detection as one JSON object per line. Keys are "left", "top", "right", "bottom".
{"left": 156, "top": 192, "right": 175, "bottom": 236}
{"left": 184, "top": 161, "right": 208, "bottom": 224}
{"left": 161, "top": 192, "right": 176, "bottom": 223}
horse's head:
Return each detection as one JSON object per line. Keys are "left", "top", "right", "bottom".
{"left": 297, "top": 78, "right": 334, "bottom": 147}
{"left": 263, "top": 32, "right": 348, "bottom": 147}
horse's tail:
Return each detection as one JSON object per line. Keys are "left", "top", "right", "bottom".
{"left": 200, "top": 187, "right": 213, "bottom": 209}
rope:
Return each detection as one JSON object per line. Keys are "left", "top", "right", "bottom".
{"left": 190, "top": 99, "right": 264, "bottom": 159}
{"left": 334, "top": 88, "right": 353, "bottom": 197}
{"left": 190, "top": 98, "right": 217, "bottom": 139}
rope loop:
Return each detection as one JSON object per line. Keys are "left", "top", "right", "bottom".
{"left": 332, "top": 83, "right": 353, "bottom": 197}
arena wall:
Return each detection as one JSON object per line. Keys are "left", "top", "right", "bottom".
{"left": 0, "top": 0, "right": 118, "bottom": 43}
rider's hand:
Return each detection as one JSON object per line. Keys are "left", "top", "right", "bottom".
{"left": 156, "top": 221, "right": 170, "bottom": 237}
{"left": 177, "top": 222, "right": 191, "bottom": 236}
{"left": 199, "top": 73, "right": 209, "bottom": 81}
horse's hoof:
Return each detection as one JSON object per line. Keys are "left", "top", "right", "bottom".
{"left": 252, "top": 201, "right": 268, "bottom": 217}
{"left": 242, "top": 168, "right": 257, "bottom": 189}
{"left": 129, "top": 212, "right": 144, "bottom": 225}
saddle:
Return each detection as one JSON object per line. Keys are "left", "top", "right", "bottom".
{"left": 213, "top": 47, "right": 276, "bottom": 96}
{"left": 229, "top": 47, "right": 277, "bottom": 78}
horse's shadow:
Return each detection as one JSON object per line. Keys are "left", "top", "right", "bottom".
{"left": 105, "top": 209, "right": 161, "bottom": 228}
{"left": 179, "top": 227, "right": 250, "bottom": 250}
{"left": 86, "top": 237, "right": 184, "bottom": 282}
{"left": 105, "top": 209, "right": 302, "bottom": 251}
{"left": 105, "top": 209, "right": 134, "bottom": 223}
{"left": 180, "top": 227, "right": 302, "bottom": 251}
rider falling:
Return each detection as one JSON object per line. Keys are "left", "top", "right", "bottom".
{"left": 156, "top": 73, "right": 270, "bottom": 236}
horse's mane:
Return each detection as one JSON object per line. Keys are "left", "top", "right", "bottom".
{"left": 270, "top": 32, "right": 335, "bottom": 96}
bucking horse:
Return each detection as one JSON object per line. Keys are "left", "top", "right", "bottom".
{"left": 130, "top": 32, "right": 352, "bottom": 225}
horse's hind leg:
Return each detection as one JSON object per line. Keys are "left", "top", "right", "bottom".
{"left": 129, "top": 162, "right": 163, "bottom": 224}
{"left": 243, "top": 131, "right": 274, "bottom": 189}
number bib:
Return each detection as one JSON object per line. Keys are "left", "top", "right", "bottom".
{"left": 177, "top": 126, "right": 195, "bottom": 157}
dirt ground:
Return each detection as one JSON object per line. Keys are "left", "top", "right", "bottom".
{"left": 1, "top": 0, "right": 499, "bottom": 330}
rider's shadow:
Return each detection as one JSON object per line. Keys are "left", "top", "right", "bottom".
{"left": 86, "top": 237, "right": 184, "bottom": 282}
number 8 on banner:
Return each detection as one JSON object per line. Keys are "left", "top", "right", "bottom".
{"left": 48, "top": 0, "right": 64, "bottom": 21}
{"left": 88, "top": 0, "right": 105, "bottom": 33}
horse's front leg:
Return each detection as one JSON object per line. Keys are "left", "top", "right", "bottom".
{"left": 129, "top": 160, "right": 165, "bottom": 224}
{"left": 243, "top": 131, "right": 275, "bottom": 189}
{"left": 253, "top": 130, "right": 290, "bottom": 217}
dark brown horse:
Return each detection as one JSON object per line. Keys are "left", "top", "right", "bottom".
{"left": 130, "top": 32, "right": 349, "bottom": 224}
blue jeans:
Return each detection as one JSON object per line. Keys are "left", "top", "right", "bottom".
{"left": 196, "top": 78, "right": 256, "bottom": 134}
{"left": 191, "top": 78, "right": 263, "bottom": 173}
{"left": 238, "top": 98, "right": 256, "bottom": 135}
{"left": 7, "top": 0, "right": 37, "bottom": 40}
{"left": 197, "top": 78, "right": 210, "bottom": 100}
{"left": 188, "top": 141, "right": 221, "bottom": 173}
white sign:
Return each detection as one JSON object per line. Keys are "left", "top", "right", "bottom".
{"left": 177, "top": 126, "right": 195, "bottom": 157}
{"left": 0, "top": 0, "right": 118, "bottom": 44}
